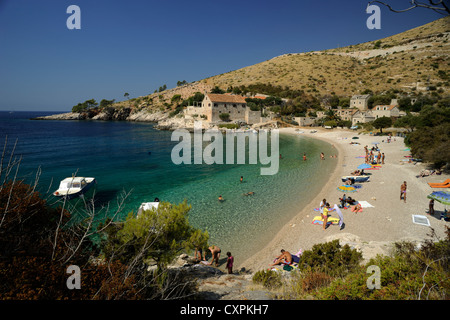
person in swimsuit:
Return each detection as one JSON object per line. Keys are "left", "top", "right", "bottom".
{"left": 270, "top": 249, "right": 292, "bottom": 266}
{"left": 208, "top": 245, "right": 221, "bottom": 267}
{"left": 400, "top": 181, "right": 407, "bottom": 203}
{"left": 226, "top": 252, "right": 234, "bottom": 274}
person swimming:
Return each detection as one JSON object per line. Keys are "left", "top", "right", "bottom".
{"left": 243, "top": 191, "right": 255, "bottom": 196}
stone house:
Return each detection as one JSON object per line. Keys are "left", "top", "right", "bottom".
{"left": 202, "top": 93, "right": 261, "bottom": 124}
{"left": 371, "top": 105, "right": 400, "bottom": 119}
{"left": 351, "top": 110, "right": 375, "bottom": 126}
{"left": 350, "top": 94, "right": 371, "bottom": 111}
{"left": 335, "top": 107, "right": 359, "bottom": 121}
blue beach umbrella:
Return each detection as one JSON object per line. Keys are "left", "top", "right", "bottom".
{"left": 358, "top": 163, "right": 371, "bottom": 169}
{"left": 427, "top": 191, "right": 450, "bottom": 206}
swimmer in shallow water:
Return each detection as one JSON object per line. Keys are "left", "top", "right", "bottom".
{"left": 243, "top": 191, "right": 255, "bottom": 196}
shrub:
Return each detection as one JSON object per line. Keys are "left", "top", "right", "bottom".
{"left": 252, "top": 270, "right": 283, "bottom": 289}
{"left": 298, "top": 240, "right": 363, "bottom": 277}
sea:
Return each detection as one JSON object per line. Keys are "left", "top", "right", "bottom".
{"left": 0, "top": 111, "right": 337, "bottom": 266}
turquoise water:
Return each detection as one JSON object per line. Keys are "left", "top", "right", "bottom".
{"left": 1, "top": 112, "right": 337, "bottom": 265}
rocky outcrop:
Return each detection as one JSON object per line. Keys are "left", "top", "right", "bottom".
{"left": 160, "top": 254, "right": 273, "bottom": 300}
{"left": 33, "top": 108, "right": 167, "bottom": 123}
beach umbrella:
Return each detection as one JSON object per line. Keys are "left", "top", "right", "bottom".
{"left": 427, "top": 191, "right": 450, "bottom": 206}
{"left": 337, "top": 185, "right": 357, "bottom": 193}
{"left": 358, "top": 163, "right": 371, "bottom": 169}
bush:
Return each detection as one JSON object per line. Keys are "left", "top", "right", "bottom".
{"left": 298, "top": 240, "right": 363, "bottom": 277}
{"left": 219, "top": 113, "right": 230, "bottom": 121}
{"left": 252, "top": 270, "right": 283, "bottom": 289}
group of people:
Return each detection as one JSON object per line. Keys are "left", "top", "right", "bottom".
{"left": 195, "top": 245, "right": 234, "bottom": 274}
{"left": 364, "top": 145, "right": 385, "bottom": 165}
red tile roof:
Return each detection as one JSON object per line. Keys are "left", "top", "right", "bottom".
{"left": 206, "top": 94, "right": 247, "bottom": 104}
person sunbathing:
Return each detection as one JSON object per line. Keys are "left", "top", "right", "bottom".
{"left": 351, "top": 203, "right": 362, "bottom": 213}
{"left": 270, "top": 249, "right": 293, "bottom": 266}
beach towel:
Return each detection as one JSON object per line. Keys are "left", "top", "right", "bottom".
{"left": 334, "top": 204, "right": 344, "bottom": 227}
{"left": 358, "top": 201, "right": 374, "bottom": 208}
{"left": 412, "top": 215, "right": 430, "bottom": 227}
{"left": 350, "top": 205, "right": 363, "bottom": 213}
{"left": 312, "top": 215, "right": 340, "bottom": 226}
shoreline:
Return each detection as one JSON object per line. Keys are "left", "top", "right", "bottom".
{"left": 240, "top": 127, "right": 449, "bottom": 272}
{"left": 239, "top": 128, "right": 344, "bottom": 271}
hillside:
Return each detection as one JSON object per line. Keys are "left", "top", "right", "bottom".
{"left": 201, "top": 16, "right": 449, "bottom": 97}
{"left": 106, "top": 17, "right": 449, "bottom": 112}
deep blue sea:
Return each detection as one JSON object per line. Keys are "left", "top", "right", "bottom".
{"left": 0, "top": 111, "right": 336, "bottom": 265}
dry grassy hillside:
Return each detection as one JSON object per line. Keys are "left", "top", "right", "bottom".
{"left": 202, "top": 16, "right": 449, "bottom": 97}
{"left": 119, "top": 16, "right": 449, "bottom": 111}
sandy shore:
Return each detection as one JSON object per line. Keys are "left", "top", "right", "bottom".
{"left": 240, "top": 127, "right": 449, "bottom": 272}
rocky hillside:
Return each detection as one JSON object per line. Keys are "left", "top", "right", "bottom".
{"left": 37, "top": 17, "right": 449, "bottom": 121}
{"left": 201, "top": 16, "right": 449, "bottom": 97}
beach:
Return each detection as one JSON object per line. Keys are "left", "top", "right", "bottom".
{"left": 240, "top": 127, "right": 449, "bottom": 272}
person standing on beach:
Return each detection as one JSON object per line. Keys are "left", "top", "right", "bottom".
{"left": 322, "top": 203, "right": 330, "bottom": 230}
{"left": 381, "top": 153, "right": 385, "bottom": 164}
{"left": 226, "top": 252, "right": 234, "bottom": 274}
{"left": 400, "top": 181, "right": 407, "bottom": 203}
{"left": 429, "top": 199, "right": 435, "bottom": 215}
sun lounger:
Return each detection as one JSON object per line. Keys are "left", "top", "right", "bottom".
{"left": 428, "top": 179, "right": 450, "bottom": 187}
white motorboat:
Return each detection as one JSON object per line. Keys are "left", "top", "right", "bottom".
{"left": 137, "top": 202, "right": 160, "bottom": 216}
{"left": 53, "top": 177, "right": 96, "bottom": 199}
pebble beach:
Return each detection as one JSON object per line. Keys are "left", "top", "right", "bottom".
{"left": 240, "top": 127, "right": 449, "bottom": 272}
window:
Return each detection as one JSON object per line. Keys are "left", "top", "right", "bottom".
{"left": 214, "top": 103, "right": 218, "bottom": 107}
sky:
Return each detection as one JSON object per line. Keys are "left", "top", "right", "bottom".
{"left": 0, "top": 0, "right": 446, "bottom": 111}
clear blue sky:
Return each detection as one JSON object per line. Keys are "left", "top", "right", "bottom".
{"left": 0, "top": 0, "right": 445, "bottom": 111}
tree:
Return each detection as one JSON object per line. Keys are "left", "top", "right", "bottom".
{"left": 100, "top": 99, "right": 115, "bottom": 109}
{"left": 101, "top": 200, "right": 209, "bottom": 268}
{"left": 368, "top": 0, "right": 449, "bottom": 15}
{"left": 372, "top": 116, "right": 392, "bottom": 133}
{"left": 71, "top": 99, "right": 98, "bottom": 113}
{"left": 124, "top": 92, "right": 130, "bottom": 100}
{"left": 394, "top": 113, "right": 420, "bottom": 132}
{"left": 211, "top": 86, "right": 225, "bottom": 94}
{"left": 219, "top": 113, "right": 230, "bottom": 121}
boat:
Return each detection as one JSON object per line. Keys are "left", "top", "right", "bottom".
{"left": 53, "top": 177, "right": 96, "bottom": 199}
{"left": 137, "top": 202, "right": 160, "bottom": 216}
{"left": 341, "top": 176, "right": 370, "bottom": 183}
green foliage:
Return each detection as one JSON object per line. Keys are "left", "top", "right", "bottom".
{"left": 180, "top": 92, "right": 204, "bottom": 107}
{"left": 211, "top": 86, "right": 225, "bottom": 94}
{"left": 372, "top": 116, "right": 393, "bottom": 133}
{"left": 324, "top": 120, "right": 337, "bottom": 127}
{"left": 219, "top": 113, "right": 230, "bottom": 121}
{"left": 298, "top": 240, "right": 363, "bottom": 277}
{"left": 313, "top": 229, "right": 450, "bottom": 300}
{"left": 252, "top": 270, "right": 282, "bottom": 289}
{"left": 218, "top": 123, "right": 239, "bottom": 129}
{"left": 71, "top": 99, "right": 98, "bottom": 113}
{"left": 99, "top": 99, "right": 115, "bottom": 109}
{"left": 403, "top": 103, "right": 450, "bottom": 166}
{"left": 101, "top": 200, "right": 209, "bottom": 268}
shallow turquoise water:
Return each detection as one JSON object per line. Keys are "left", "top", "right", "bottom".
{"left": 1, "top": 112, "right": 336, "bottom": 264}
